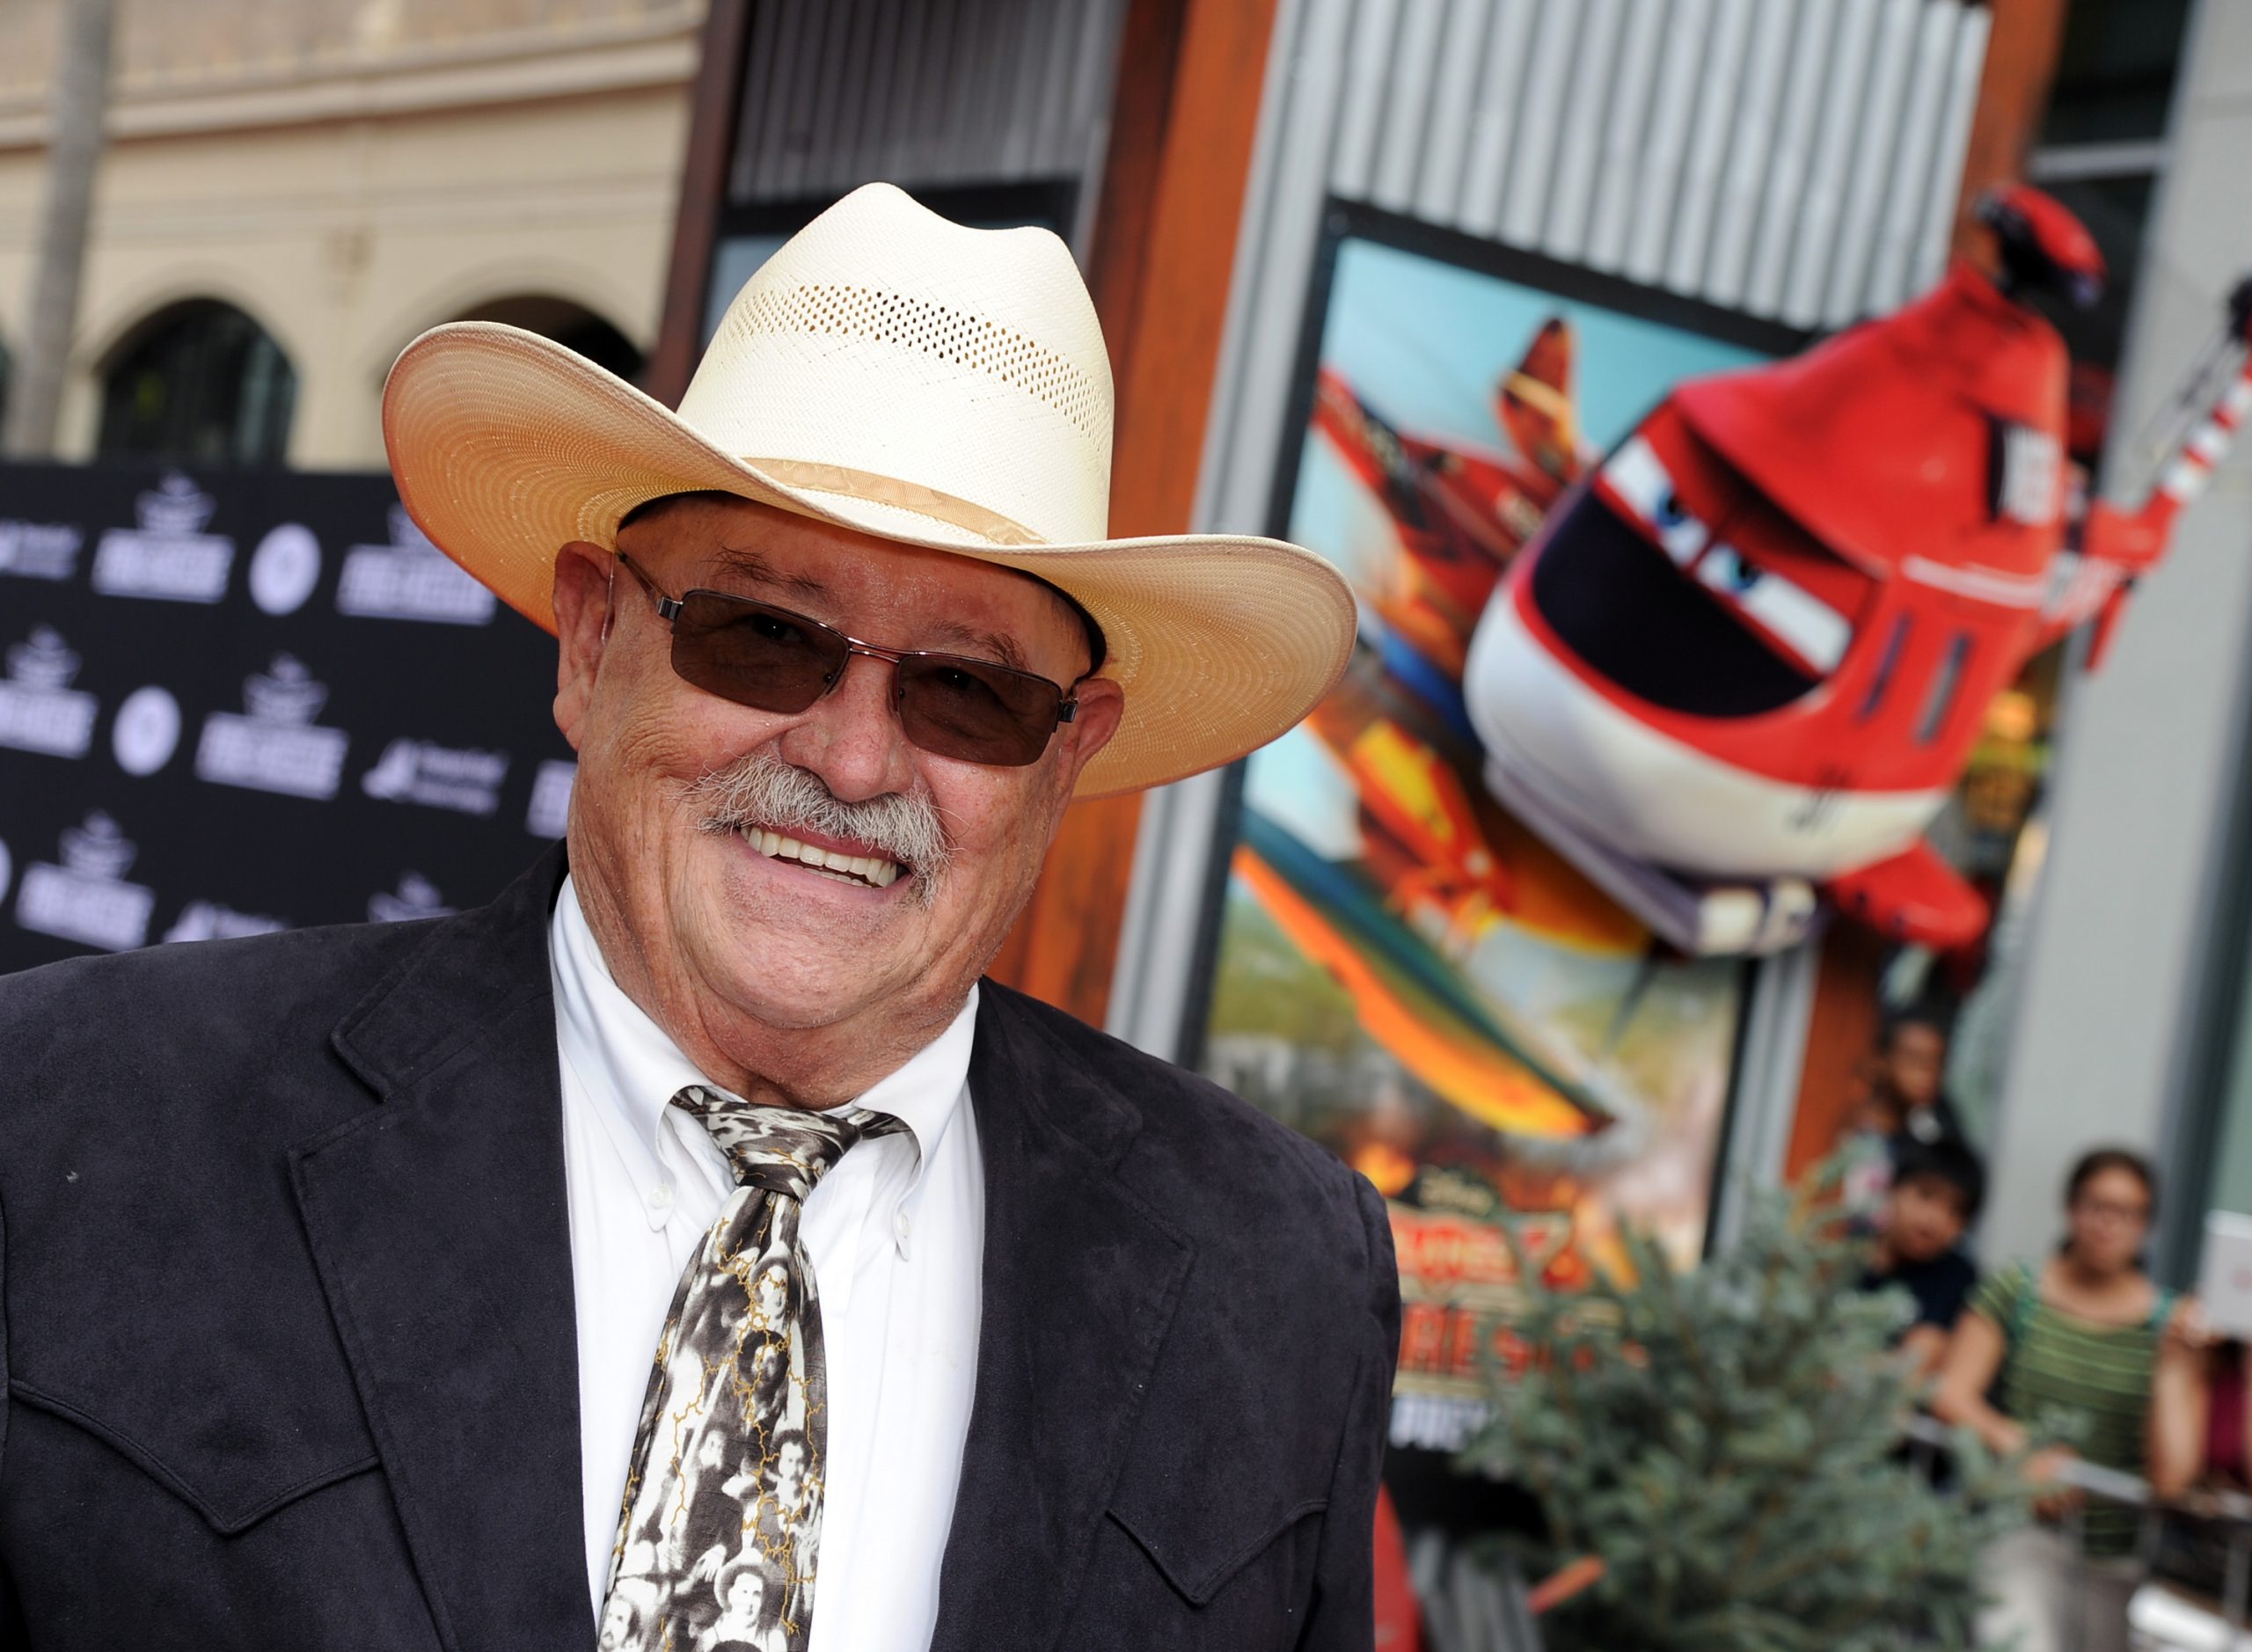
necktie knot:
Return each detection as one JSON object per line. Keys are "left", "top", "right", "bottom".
{"left": 669, "top": 1085, "right": 902, "bottom": 1202}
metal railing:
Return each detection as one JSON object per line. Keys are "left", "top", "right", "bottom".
{"left": 1407, "top": 1415, "right": 2252, "bottom": 1651}
{"left": 1903, "top": 1413, "right": 2252, "bottom": 1648}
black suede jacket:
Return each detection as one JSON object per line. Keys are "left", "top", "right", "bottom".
{"left": 0, "top": 846, "right": 1397, "bottom": 1650}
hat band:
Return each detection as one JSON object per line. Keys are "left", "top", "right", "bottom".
{"left": 748, "top": 458, "right": 1050, "bottom": 547}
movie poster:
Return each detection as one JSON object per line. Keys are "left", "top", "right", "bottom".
{"left": 1197, "top": 223, "right": 1792, "bottom": 1446}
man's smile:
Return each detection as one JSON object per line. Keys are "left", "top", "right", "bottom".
{"left": 735, "top": 823, "right": 903, "bottom": 889}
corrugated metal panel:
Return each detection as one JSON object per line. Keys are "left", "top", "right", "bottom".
{"left": 1666, "top": 0, "right": 1758, "bottom": 293}
{"left": 1819, "top": 0, "right": 1923, "bottom": 323}
{"left": 1455, "top": 0, "right": 1539, "bottom": 236}
{"left": 1865, "top": 0, "right": 1971, "bottom": 312}
{"left": 1782, "top": 0, "right": 1883, "bottom": 320}
{"left": 1195, "top": 0, "right": 1995, "bottom": 546}
{"left": 1234, "top": 0, "right": 1991, "bottom": 328}
{"left": 1622, "top": 0, "right": 1713, "bottom": 285}
{"left": 1581, "top": 0, "right": 1667, "bottom": 272}
{"left": 1742, "top": 0, "right": 1842, "bottom": 313}
{"left": 1371, "top": 0, "right": 1448, "bottom": 212}
{"left": 1412, "top": 0, "right": 1493, "bottom": 223}
{"left": 1499, "top": 0, "right": 1581, "bottom": 246}
{"left": 1540, "top": 0, "right": 1625, "bottom": 263}
{"left": 727, "top": 0, "right": 1128, "bottom": 206}
{"left": 1329, "top": 0, "right": 1402, "bottom": 201}
{"left": 1914, "top": 0, "right": 1992, "bottom": 295}
{"left": 1702, "top": 0, "right": 1797, "bottom": 305}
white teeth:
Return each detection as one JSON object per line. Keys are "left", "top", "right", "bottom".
{"left": 741, "top": 827, "right": 903, "bottom": 889}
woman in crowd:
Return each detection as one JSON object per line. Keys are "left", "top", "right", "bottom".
{"left": 1931, "top": 1147, "right": 2207, "bottom": 1652}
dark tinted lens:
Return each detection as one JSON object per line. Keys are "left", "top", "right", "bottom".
{"left": 896, "top": 655, "right": 1061, "bottom": 765}
{"left": 669, "top": 593, "right": 845, "bottom": 713}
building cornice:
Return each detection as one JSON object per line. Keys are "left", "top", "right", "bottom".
{"left": 0, "top": 4, "right": 702, "bottom": 151}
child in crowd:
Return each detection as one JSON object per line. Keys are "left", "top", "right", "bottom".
{"left": 1855, "top": 1005, "right": 1971, "bottom": 1156}
{"left": 1859, "top": 1139, "right": 1985, "bottom": 1377}
{"left": 1843, "top": 1005, "right": 1974, "bottom": 1220}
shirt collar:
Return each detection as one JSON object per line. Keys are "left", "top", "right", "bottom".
{"left": 848, "top": 973, "right": 976, "bottom": 1183}
{"left": 549, "top": 875, "right": 974, "bottom": 1182}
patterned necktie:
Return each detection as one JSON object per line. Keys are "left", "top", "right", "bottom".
{"left": 598, "top": 1087, "right": 902, "bottom": 1652}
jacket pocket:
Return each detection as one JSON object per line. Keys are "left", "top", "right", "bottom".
{"left": 10, "top": 1380, "right": 379, "bottom": 1534}
{"left": 1105, "top": 1495, "right": 1328, "bottom": 1606}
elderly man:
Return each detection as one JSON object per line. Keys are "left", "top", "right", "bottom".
{"left": 0, "top": 185, "right": 1395, "bottom": 1652}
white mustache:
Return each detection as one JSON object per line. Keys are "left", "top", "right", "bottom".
{"left": 688, "top": 752, "right": 952, "bottom": 903}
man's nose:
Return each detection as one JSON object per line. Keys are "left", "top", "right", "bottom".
{"left": 773, "top": 651, "right": 920, "bottom": 800}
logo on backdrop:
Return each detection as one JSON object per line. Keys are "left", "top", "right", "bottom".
{"left": 0, "top": 517, "right": 84, "bottom": 581}
{"left": 112, "top": 686, "right": 183, "bottom": 777}
{"left": 526, "top": 758, "right": 576, "bottom": 837}
{"left": 248, "top": 523, "right": 324, "bottom": 616}
{"left": 0, "top": 627, "right": 98, "bottom": 759}
{"left": 91, "top": 472, "right": 236, "bottom": 603}
{"left": 337, "top": 506, "right": 497, "bottom": 625}
{"left": 14, "top": 812, "right": 156, "bottom": 952}
{"left": 194, "top": 654, "right": 350, "bottom": 800}
{"left": 164, "top": 900, "right": 289, "bottom": 944}
{"left": 369, "top": 872, "right": 455, "bottom": 924}
{"left": 361, "top": 738, "right": 509, "bottom": 816}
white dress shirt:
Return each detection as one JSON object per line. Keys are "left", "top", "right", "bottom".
{"left": 549, "top": 877, "right": 984, "bottom": 1651}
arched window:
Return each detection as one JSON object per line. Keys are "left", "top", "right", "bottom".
{"left": 452, "top": 296, "right": 643, "bottom": 383}
{"left": 98, "top": 299, "right": 296, "bottom": 466}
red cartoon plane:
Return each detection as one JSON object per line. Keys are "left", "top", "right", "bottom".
{"left": 1465, "top": 186, "right": 2252, "bottom": 955}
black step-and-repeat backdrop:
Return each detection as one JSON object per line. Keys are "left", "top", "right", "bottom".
{"left": 0, "top": 462, "right": 576, "bottom": 975}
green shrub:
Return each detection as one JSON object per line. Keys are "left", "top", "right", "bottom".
{"left": 1461, "top": 1172, "right": 2029, "bottom": 1650}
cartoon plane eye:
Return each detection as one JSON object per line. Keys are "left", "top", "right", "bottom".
{"left": 1701, "top": 545, "right": 1763, "bottom": 594}
{"left": 1695, "top": 544, "right": 1850, "bottom": 674}
{"left": 1601, "top": 436, "right": 1709, "bottom": 564}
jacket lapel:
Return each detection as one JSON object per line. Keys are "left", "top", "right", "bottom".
{"left": 931, "top": 988, "right": 1195, "bottom": 1652}
{"left": 291, "top": 847, "right": 592, "bottom": 1652}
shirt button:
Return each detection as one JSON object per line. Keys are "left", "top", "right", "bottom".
{"left": 649, "top": 1182, "right": 675, "bottom": 1211}
{"left": 894, "top": 1209, "right": 911, "bottom": 1247}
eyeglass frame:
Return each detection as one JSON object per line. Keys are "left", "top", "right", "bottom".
{"left": 610, "top": 551, "right": 1087, "bottom": 762}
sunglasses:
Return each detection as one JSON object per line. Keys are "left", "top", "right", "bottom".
{"left": 614, "top": 554, "right": 1082, "bottom": 768}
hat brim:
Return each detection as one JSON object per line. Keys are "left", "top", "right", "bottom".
{"left": 382, "top": 322, "right": 1356, "bottom": 799}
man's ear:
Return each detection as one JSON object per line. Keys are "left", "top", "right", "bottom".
{"left": 1055, "top": 676, "right": 1126, "bottom": 794}
{"left": 552, "top": 541, "right": 616, "bottom": 750}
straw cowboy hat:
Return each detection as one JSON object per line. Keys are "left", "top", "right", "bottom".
{"left": 381, "top": 182, "right": 1356, "bottom": 798}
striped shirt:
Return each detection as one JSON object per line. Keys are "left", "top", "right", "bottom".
{"left": 1970, "top": 1261, "right": 2169, "bottom": 1555}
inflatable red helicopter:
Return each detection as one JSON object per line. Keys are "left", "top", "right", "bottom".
{"left": 1465, "top": 186, "right": 2252, "bottom": 955}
